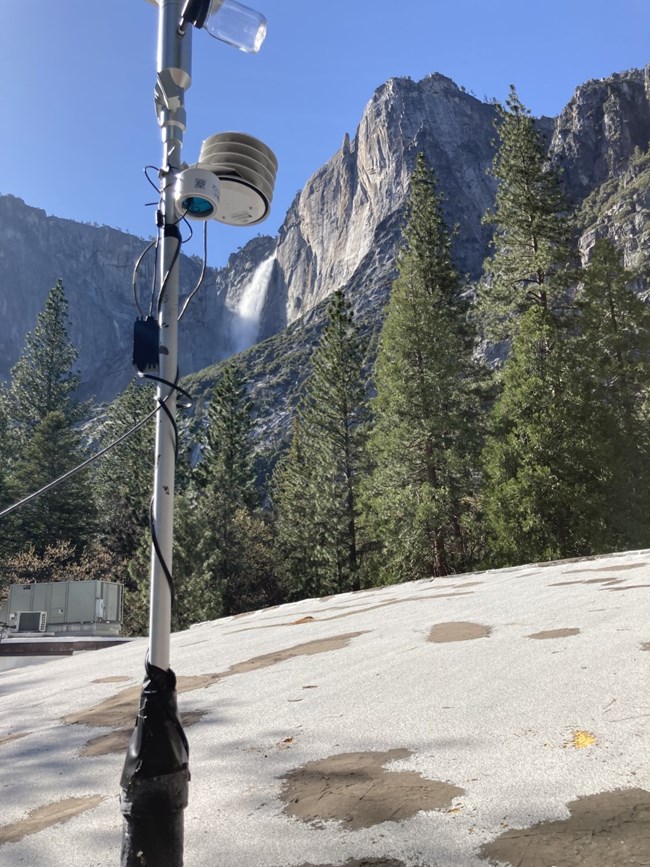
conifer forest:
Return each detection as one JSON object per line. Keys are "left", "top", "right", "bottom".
{"left": 2, "top": 90, "right": 650, "bottom": 635}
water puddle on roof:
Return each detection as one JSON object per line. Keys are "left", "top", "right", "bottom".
{"left": 480, "top": 788, "right": 650, "bottom": 867}
{"left": 280, "top": 749, "right": 464, "bottom": 830}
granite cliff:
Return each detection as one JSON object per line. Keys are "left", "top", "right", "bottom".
{"left": 1, "top": 65, "right": 648, "bottom": 408}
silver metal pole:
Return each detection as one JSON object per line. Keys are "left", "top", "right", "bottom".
{"left": 120, "top": 4, "right": 192, "bottom": 864}
{"left": 149, "top": 0, "right": 192, "bottom": 670}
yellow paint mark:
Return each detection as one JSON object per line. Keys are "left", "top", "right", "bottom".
{"left": 572, "top": 730, "right": 596, "bottom": 749}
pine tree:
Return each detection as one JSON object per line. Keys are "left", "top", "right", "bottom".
{"left": 476, "top": 90, "right": 627, "bottom": 566}
{"left": 576, "top": 238, "right": 650, "bottom": 548}
{"left": 198, "top": 360, "right": 256, "bottom": 541}
{"left": 478, "top": 89, "right": 650, "bottom": 564}
{"left": 482, "top": 306, "right": 614, "bottom": 564}
{"left": 125, "top": 490, "right": 222, "bottom": 636}
{"left": 479, "top": 87, "right": 574, "bottom": 341}
{"left": 6, "top": 410, "right": 97, "bottom": 555}
{"left": 2, "top": 281, "right": 94, "bottom": 558}
{"left": 578, "top": 239, "right": 650, "bottom": 416}
{"left": 190, "top": 361, "right": 273, "bottom": 615}
{"left": 301, "top": 288, "right": 368, "bottom": 590}
{"left": 272, "top": 420, "right": 331, "bottom": 598}
{"left": 272, "top": 289, "right": 368, "bottom": 598}
{"left": 92, "top": 380, "right": 157, "bottom": 567}
{"left": 0, "top": 386, "right": 10, "bottom": 511}
{"left": 8, "top": 280, "right": 83, "bottom": 435}
{"left": 123, "top": 359, "right": 255, "bottom": 633}
{"left": 124, "top": 363, "right": 275, "bottom": 632}
{"left": 362, "top": 154, "right": 483, "bottom": 582}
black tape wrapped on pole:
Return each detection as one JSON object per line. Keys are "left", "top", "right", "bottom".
{"left": 120, "top": 662, "right": 190, "bottom": 867}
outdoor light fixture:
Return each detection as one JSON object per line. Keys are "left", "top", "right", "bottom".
{"left": 178, "top": 131, "right": 277, "bottom": 225}
{"left": 179, "top": 0, "right": 267, "bottom": 52}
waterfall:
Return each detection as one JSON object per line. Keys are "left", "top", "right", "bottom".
{"left": 230, "top": 254, "right": 275, "bottom": 354}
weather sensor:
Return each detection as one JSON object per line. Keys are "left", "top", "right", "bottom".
{"left": 195, "top": 132, "right": 277, "bottom": 225}
{"left": 174, "top": 167, "right": 222, "bottom": 220}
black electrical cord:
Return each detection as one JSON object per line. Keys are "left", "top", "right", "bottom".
{"left": 0, "top": 371, "right": 193, "bottom": 615}
{"left": 148, "top": 238, "right": 161, "bottom": 318}
{"left": 178, "top": 221, "right": 208, "bottom": 322}
{"left": 149, "top": 212, "right": 197, "bottom": 317}
{"left": 180, "top": 216, "right": 194, "bottom": 243}
{"left": 139, "top": 370, "right": 191, "bottom": 464}
{"left": 0, "top": 397, "right": 163, "bottom": 521}
{"left": 138, "top": 371, "right": 193, "bottom": 409}
{"left": 156, "top": 227, "right": 183, "bottom": 317}
{"left": 132, "top": 239, "right": 158, "bottom": 319}
{"left": 149, "top": 497, "right": 176, "bottom": 608}
{"left": 141, "top": 167, "right": 193, "bottom": 607}
{"left": 138, "top": 369, "right": 192, "bottom": 603}
{"left": 144, "top": 165, "right": 162, "bottom": 195}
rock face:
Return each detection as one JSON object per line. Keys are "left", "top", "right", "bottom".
{"left": 550, "top": 66, "right": 650, "bottom": 205}
{"left": 1, "top": 65, "right": 649, "bottom": 404}
{"left": 270, "top": 74, "right": 499, "bottom": 332}
{"left": 0, "top": 196, "right": 274, "bottom": 402}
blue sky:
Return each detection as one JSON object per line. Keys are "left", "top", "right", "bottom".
{"left": 1, "top": 0, "right": 648, "bottom": 267}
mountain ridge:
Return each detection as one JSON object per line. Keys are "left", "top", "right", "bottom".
{"left": 0, "top": 64, "right": 648, "bottom": 407}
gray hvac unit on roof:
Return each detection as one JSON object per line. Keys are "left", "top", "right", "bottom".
{"left": 6, "top": 580, "right": 123, "bottom": 636}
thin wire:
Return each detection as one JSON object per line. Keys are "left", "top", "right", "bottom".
{"left": 132, "top": 239, "right": 157, "bottom": 319}
{"left": 144, "top": 165, "right": 162, "bottom": 195}
{"left": 148, "top": 236, "right": 161, "bottom": 318}
{"left": 141, "top": 368, "right": 190, "bottom": 605}
{"left": 156, "top": 232, "right": 183, "bottom": 317}
{"left": 149, "top": 498, "right": 176, "bottom": 607}
{"left": 138, "top": 371, "right": 193, "bottom": 408}
{"left": 0, "top": 399, "right": 162, "bottom": 522}
{"left": 167, "top": 209, "right": 193, "bottom": 238}
{"left": 180, "top": 216, "right": 194, "bottom": 243}
{"left": 139, "top": 370, "right": 187, "bottom": 462}
{"left": 178, "top": 222, "right": 208, "bottom": 322}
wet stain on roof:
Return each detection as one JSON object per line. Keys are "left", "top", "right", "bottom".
{"left": 0, "top": 731, "right": 29, "bottom": 748}
{"left": 297, "top": 860, "right": 406, "bottom": 867}
{"left": 63, "top": 632, "right": 366, "bottom": 729}
{"left": 480, "top": 787, "right": 650, "bottom": 867}
{"left": 80, "top": 709, "right": 207, "bottom": 757}
{"left": 0, "top": 796, "right": 103, "bottom": 846}
{"left": 281, "top": 749, "right": 464, "bottom": 830}
{"left": 527, "top": 628, "right": 580, "bottom": 640}
{"left": 429, "top": 622, "right": 491, "bottom": 643}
